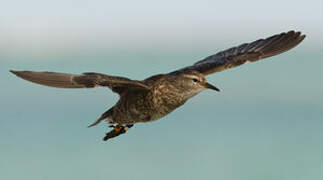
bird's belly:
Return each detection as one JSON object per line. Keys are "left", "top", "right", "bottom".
{"left": 112, "top": 89, "right": 187, "bottom": 124}
{"left": 111, "top": 95, "right": 152, "bottom": 124}
{"left": 112, "top": 106, "right": 147, "bottom": 125}
{"left": 149, "top": 105, "right": 176, "bottom": 121}
{"left": 112, "top": 102, "right": 180, "bottom": 125}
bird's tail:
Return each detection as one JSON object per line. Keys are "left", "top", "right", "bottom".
{"left": 88, "top": 107, "right": 114, "bottom": 127}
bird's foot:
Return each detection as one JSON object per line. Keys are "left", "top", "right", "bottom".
{"left": 103, "top": 124, "right": 133, "bottom": 141}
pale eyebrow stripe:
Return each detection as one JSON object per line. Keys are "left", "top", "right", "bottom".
{"left": 183, "top": 74, "right": 203, "bottom": 82}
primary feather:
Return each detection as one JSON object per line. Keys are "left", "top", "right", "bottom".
{"left": 172, "top": 30, "right": 305, "bottom": 75}
{"left": 10, "top": 70, "right": 149, "bottom": 94}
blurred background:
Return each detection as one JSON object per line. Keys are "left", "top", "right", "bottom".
{"left": 1, "top": 0, "right": 322, "bottom": 179}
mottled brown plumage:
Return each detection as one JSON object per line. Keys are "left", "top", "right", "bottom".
{"left": 10, "top": 30, "right": 305, "bottom": 141}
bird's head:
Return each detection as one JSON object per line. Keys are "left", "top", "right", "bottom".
{"left": 173, "top": 70, "right": 220, "bottom": 98}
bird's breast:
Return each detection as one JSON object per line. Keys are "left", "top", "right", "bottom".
{"left": 112, "top": 81, "right": 188, "bottom": 124}
{"left": 147, "top": 83, "right": 188, "bottom": 120}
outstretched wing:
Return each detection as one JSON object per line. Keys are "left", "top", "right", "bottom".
{"left": 171, "top": 30, "right": 306, "bottom": 75}
{"left": 10, "top": 70, "right": 149, "bottom": 94}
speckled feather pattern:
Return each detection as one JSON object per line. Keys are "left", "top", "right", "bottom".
{"left": 10, "top": 30, "right": 306, "bottom": 140}
{"left": 110, "top": 74, "right": 193, "bottom": 124}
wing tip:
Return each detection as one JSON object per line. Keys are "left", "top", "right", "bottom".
{"left": 10, "top": 70, "right": 17, "bottom": 74}
{"left": 10, "top": 70, "right": 33, "bottom": 79}
{"left": 290, "top": 30, "right": 306, "bottom": 40}
{"left": 282, "top": 30, "right": 306, "bottom": 38}
{"left": 10, "top": 70, "right": 23, "bottom": 77}
{"left": 291, "top": 30, "right": 306, "bottom": 47}
{"left": 299, "top": 34, "right": 306, "bottom": 41}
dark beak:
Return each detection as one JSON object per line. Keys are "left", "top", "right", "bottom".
{"left": 204, "top": 82, "right": 220, "bottom": 92}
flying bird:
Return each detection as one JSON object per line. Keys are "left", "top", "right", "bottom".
{"left": 10, "top": 30, "right": 306, "bottom": 141}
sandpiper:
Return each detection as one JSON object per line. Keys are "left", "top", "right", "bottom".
{"left": 11, "top": 30, "right": 305, "bottom": 141}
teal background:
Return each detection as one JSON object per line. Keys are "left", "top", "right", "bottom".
{"left": 1, "top": 0, "right": 322, "bottom": 179}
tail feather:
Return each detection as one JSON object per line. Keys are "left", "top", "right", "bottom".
{"left": 88, "top": 107, "right": 113, "bottom": 128}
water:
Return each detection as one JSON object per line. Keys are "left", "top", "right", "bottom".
{"left": 1, "top": 41, "right": 322, "bottom": 180}
{"left": 1, "top": 2, "right": 323, "bottom": 176}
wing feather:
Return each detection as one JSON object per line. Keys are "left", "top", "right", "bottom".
{"left": 171, "top": 30, "right": 305, "bottom": 75}
{"left": 10, "top": 70, "right": 149, "bottom": 94}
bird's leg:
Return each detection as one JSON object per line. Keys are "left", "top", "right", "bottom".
{"left": 103, "top": 124, "right": 134, "bottom": 141}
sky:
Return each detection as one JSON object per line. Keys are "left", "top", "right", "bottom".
{"left": 1, "top": 0, "right": 323, "bottom": 180}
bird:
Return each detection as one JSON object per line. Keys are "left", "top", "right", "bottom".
{"left": 10, "top": 30, "right": 306, "bottom": 141}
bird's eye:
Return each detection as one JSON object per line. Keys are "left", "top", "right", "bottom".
{"left": 192, "top": 78, "right": 198, "bottom": 83}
